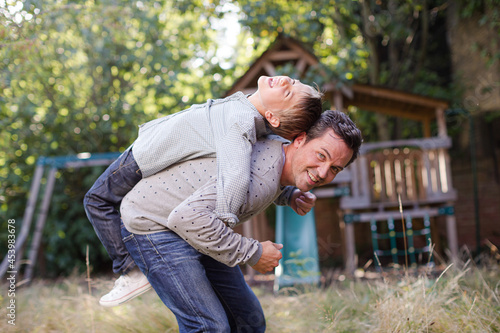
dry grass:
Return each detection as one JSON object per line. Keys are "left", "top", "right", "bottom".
{"left": 261, "top": 263, "right": 500, "bottom": 333}
{"left": 0, "top": 276, "right": 177, "bottom": 332}
{"left": 1, "top": 264, "right": 499, "bottom": 332}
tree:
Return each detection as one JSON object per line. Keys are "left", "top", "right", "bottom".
{"left": 0, "top": 0, "right": 231, "bottom": 276}
{"left": 235, "top": 0, "right": 453, "bottom": 141}
{"left": 2, "top": 0, "right": 494, "bottom": 277}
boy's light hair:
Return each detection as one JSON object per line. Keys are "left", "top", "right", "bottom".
{"left": 269, "top": 86, "right": 324, "bottom": 140}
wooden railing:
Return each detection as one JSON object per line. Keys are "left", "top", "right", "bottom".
{"left": 327, "top": 137, "right": 457, "bottom": 210}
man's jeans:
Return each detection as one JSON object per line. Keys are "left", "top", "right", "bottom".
{"left": 83, "top": 148, "right": 142, "bottom": 274}
{"left": 121, "top": 224, "right": 266, "bottom": 333}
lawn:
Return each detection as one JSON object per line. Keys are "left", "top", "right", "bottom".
{"left": 1, "top": 263, "right": 499, "bottom": 332}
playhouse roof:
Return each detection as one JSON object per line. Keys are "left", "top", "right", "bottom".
{"left": 226, "top": 35, "right": 319, "bottom": 96}
{"left": 226, "top": 35, "right": 449, "bottom": 132}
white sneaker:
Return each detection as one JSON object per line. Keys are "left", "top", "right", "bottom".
{"left": 99, "top": 267, "right": 152, "bottom": 307}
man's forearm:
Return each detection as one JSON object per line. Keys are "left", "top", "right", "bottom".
{"left": 166, "top": 182, "right": 262, "bottom": 267}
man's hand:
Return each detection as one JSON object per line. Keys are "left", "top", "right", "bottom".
{"left": 251, "top": 241, "right": 283, "bottom": 274}
{"left": 290, "top": 190, "right": 316, "bottom": 215}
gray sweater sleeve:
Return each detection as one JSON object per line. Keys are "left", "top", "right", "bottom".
{"left": 166, "top": 180, "right": 263, "bottom": 267}
{"left": 212, "top": 102, "right": 267, "bottom": 228}
{"left": 274, "top": 186, "right": 297, "bottom": 206}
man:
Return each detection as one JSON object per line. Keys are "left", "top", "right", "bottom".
{"left": 119, "top": 110, "right": 362, "bottom": 332}
{"left": 84, "top": 75, "right": 322, "bottom": 306}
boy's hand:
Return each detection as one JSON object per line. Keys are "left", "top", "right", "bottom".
{"left": 290, "top": 190, "right": 316, "bottom": 215}
{"left": 252, "top": 241, "right": 283, "bottom": 274}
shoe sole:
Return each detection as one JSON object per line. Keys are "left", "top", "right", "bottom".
{"left": 99, "top": 282, "right": 153, "bottom": 307}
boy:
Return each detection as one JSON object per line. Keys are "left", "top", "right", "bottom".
{"left": 84, "top": 75, "right": 323, "bottom": 306}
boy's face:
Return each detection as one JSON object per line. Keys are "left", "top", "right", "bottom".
{"left": 254, "top": 76, "right": 314, "bottom": 113}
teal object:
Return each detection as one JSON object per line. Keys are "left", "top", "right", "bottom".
{"left": 370, "top": 214, "right": 433, "bottom": 269}
{"left": 274, "top": 206, "right": 320, "bottom": 292}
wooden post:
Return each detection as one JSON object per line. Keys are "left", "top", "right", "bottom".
{"left": 445, "top": 203, "right": 459, "bottom": 262}
{"left": 0, "top": 163, "right": 44, "bottom": 278}
{"left": 343, "top": 210, "right": 356, "bottom": 274}
{"left": 334, "top": 91, "right": 343, "bottom": 112}
{"left": 442, "top": 149, "right": 456, "bottom": 195}
{"left": 263, "top": 61, "right": 276, "bottom": 77}
{"left": 25, "top": 167, "right": 57, "bottom": 282}
{"left": 345, "top": 223, "right": 356, "bottom": 274}
{"left": 422, "top": 149, "right": 434, "bottom": 199}
{"left": 436, "top": 107, "right": 447, "bottom": 138}
{"left": 295, "top": 58, "right": 307, "bottom": 77}
{"left": 423, "top": 118, "right": 432, "bottom": 138}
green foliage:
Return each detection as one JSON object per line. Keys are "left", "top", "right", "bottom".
{"left": 1, "top": 0, "right": 494, "bottom": 277}
{"left": 0, "top": 0, "right": 230, "bottom": 276}
{"left": 235, "top": 0, "right": 456, "bottom": 142}
{"left": 459, "top": 0, "right": 500, "bottom": 70}
{"left": 236, "top": 0, "right": 368, "bottom": 85}
{"left": 459, "top": 0, "right": 500, "bottom": 23}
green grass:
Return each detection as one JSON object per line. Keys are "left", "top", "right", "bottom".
{"left": 1, "top": 265, "right": 499, "bottom": 332}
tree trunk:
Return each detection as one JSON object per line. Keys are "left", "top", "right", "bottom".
{"left": 360, "top": 0, "right": 390, "bottom": 141}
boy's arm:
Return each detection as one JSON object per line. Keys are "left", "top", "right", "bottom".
{"left": 213, "top": 121, "right": 259, "bottom": 227}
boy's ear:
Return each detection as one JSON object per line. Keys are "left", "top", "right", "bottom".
{"left": 265, "top": 111, "right": 280, "bottom": 128}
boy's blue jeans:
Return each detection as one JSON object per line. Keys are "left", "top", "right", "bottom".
{"left": 83, "top": 147, "right": 142, "bottom": 274}
{"left": 121, "top": 223, "right": 266, "bottom": 333}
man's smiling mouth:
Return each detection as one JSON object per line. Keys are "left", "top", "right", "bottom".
{"left": 308, "top": 170, "right": 318, "bottom": 183}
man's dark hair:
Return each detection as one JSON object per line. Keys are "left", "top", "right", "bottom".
{"left": 305, "top": 109, "right": 363, "bottom": 166}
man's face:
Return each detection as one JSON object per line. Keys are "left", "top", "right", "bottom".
{"left": 254, "top": 76, "right": 314, "bottom": 113}
{"left": 282, "top": 129, "right": 353, "bottom": 192}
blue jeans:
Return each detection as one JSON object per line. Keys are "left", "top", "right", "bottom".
{"left": 121, "top": 224, "right": 266, "bottom": 333}
{"left": 83, "top": 148, "right": 142, "bottom": 274}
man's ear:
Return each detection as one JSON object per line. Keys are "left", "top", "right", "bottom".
{"left": 265, "top": 111, "right": 280, "bottom": 128}
{"left": 293, "top": 132, "right": 307, "bottom": 148}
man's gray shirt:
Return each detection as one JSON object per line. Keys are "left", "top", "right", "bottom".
{"left": 121, "top": 137, "right": 295, "bottom": 267}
